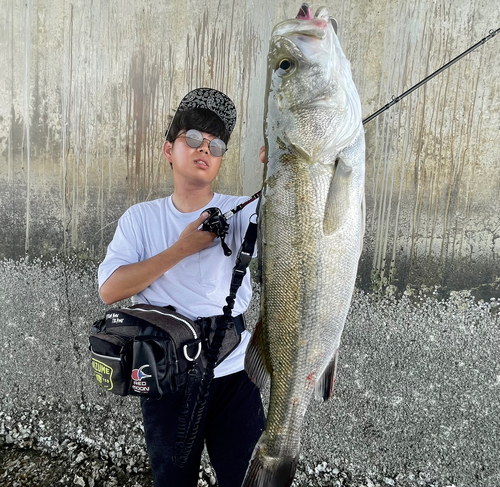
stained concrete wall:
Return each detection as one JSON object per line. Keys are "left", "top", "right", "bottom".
{"left": 1, "top": 1, "right": 500, "bottom": 486}
{"left": 1, "top": 0, "right": 499, "bottom": 296}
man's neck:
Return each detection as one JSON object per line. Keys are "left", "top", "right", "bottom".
{"left": 171, "top": 186, "right": 214, "bottom": 213}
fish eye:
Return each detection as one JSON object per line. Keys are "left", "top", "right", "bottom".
{"left": 279, "top": 59, "right": 292, "bottom": 71}
{"left": 276, "top": 58, "right": 295, "bottom": 76}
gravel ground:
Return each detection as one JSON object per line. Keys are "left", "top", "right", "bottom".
{"left": 0, "top": 403, "right": 455, "bottom": 487}
{"left": 0, "top": 443, "right": 439, "bottom": 487}
{"left": 1, "top": 258, "right": 498, "bottom": 487}
{"left": 0, "top": 344, "right": 473, "bottom": 487}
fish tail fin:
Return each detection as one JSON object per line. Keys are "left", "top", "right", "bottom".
{"left": 241, "top": 450, "right": 298, "bottom": 487}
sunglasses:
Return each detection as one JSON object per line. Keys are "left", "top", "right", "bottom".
{"left": 174, "top": 129, "right": 227, "bottom": 157}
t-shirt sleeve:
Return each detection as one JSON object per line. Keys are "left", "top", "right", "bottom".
{"left": 98, "top": 208, "right": 145, "bottom": 290}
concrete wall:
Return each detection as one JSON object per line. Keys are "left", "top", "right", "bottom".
{"left": 1, "top": 0, "right": 499, "bottom": 296}
{"left": 0, "top": 1, "right": 499, "bottom": 486}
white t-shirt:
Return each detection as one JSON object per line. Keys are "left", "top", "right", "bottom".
{"left": 98, "top": 193, "right": 258, "bottom": 378}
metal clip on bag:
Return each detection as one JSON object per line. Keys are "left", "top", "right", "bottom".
{"left": 89, "top": 305, "right": 203, "bottom": 398}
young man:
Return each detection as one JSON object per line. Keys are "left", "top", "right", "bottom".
{"left": 98, "top": 88, "right": 265, "bottom": 487}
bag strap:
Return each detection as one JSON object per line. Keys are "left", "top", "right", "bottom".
{"left": 174, "top": 218, "right": 258, "bottom": 467}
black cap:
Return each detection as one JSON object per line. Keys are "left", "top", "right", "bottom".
{"left": 166, "top": 88, "right": 237, "bottom": 139}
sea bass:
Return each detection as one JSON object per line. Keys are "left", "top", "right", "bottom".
{"left": 242, "top": 4, "right": 365, "bottom": 487}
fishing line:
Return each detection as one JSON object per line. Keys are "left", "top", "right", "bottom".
{"left": 362, "top": 27, "right": 500, "bottom": 125}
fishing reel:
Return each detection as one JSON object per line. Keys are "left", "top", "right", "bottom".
{"left": 201, "top": 207, "right": 232, "bottom": 256}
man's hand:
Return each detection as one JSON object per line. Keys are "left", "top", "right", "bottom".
{"left": 259, "top": 146, "right": 266, "bottom": 164}
{"left": 173, "top": 212, "right": 217, "bottom": 257}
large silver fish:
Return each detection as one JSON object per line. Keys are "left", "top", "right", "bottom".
{"left": 243, "top": 4, "right": 365, "bottom": 486}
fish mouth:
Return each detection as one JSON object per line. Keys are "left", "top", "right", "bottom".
{"left": 296, "top": 3, "right": 312, "bottom": 19}
{"left": 296, "top": 4, "right": 330, "bottom": 21}
{"left": 274, "top": 5, "right": 334, "bottom": 40}
{"left": 294, "top": 4, "right": 337, "bottom": 34}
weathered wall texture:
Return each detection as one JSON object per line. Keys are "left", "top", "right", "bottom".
{"left": 357, "top": 2, "right": 500, "bottom": 298}
{"left": 1, "top": 0, "right": 499, "bottom": 296}
{"left": 1, "top": 2, "right": 499, "bottom": 485}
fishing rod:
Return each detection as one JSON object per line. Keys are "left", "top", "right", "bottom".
{"left": 207, "top": 27, "right": 500, "bottom": 229}
{"left": 362, "top": 27, "right": 500, "bottom": 125}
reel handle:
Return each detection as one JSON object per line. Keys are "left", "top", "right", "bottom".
{"left": 200, "top": 207, "right": 232, "bottom": 256}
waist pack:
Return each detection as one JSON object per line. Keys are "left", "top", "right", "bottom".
{"left": 89, "top": 304, "right": 243, "bottom": 398}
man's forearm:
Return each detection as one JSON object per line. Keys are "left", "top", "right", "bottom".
{"left": 100, "top": 213, "right": 216, "bottom": 305}
{"left": 99, "top": 245, "right": 187, "bottom": 305}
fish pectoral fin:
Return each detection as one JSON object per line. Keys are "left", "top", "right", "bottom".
{"left": 314, "top": 349, "right": 339, "bottom": 401}
{"left": 323, "top": 157, "right": 351, "bottom": 235}
{"left": 245, "top": 319, "right": 272, "bottom": 390}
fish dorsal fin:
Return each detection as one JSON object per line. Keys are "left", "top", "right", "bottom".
{"left": 314, "top": 348, "right": 339, "bottom": 401}
{"left": 244, "top": 320, "right": 272, "bottom": 390}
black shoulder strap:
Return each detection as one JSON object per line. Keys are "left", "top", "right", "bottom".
{"left": 174, "top": 218, "right": 258, "bottom": 467}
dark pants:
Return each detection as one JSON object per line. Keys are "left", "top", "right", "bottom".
{"left": 141, "top": 370, "right": 265, "bottom": 487}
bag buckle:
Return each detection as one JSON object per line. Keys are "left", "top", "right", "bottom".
{"left": 183, "top": 342, "right": 202, "bottom": 361}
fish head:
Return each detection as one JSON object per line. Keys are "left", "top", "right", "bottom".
{"left": 264, "top": 5, "right": 362, "bottom": 164}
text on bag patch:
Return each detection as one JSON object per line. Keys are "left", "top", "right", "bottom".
{"left": 131, "top": 364, "right": 152, "bottom": 394}
{"left": 110, "top": 313, "right": 125, "bottom": 324}
{"left": 92, "top": 358, "right": 114, "bottom": 391}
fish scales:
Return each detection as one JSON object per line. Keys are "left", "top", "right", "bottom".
{"left": 243, "top": 4, "right": 365, "bottom": 487}
{"left": 264, "top": 166, "right": 326, "bottom": 441}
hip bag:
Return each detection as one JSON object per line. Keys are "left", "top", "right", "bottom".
{"left": 89, "top": 304, "right": 243, "bottom": 398}
{"left": 90, "top": 207, "right": 258, "bottom": 469}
